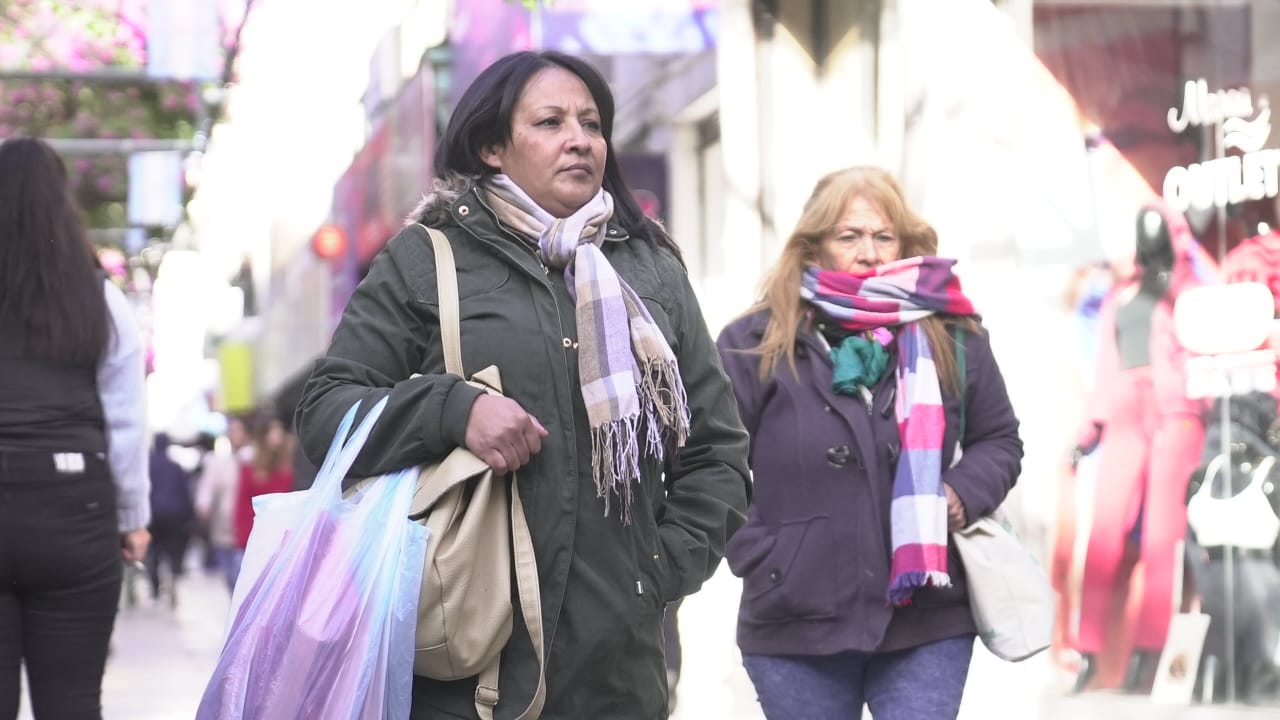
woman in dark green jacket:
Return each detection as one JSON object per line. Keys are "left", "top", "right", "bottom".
{"left": 295, "top": 50, "right": 751, "bottom": 720}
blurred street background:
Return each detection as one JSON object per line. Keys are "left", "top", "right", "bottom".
{"left": 4, "top": 0, "right": 1280, "bottom": 717}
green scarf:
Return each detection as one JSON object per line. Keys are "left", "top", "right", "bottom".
{"left": 830, "top": 333, "right": 890, "bottom": 394}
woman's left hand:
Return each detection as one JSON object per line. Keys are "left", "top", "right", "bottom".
{"left": 942, "top": 483, "right": 967, "bottom": 531}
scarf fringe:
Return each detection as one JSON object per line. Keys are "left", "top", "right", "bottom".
{"left": 592, "top": 361, "right": 690, "bottom": 525}
{"left": 886, "top": 570, "right": 952, "bottom": 606}
{"left": 591, "top": 415, "right": 643, "bottom": 525}
{"left": 640, "top": 357, "right": 691, "bottom": 452}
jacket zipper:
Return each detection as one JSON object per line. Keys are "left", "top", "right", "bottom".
{"left": 469, "top": 193, "right": 655, "bottom": 602}
{"left": 461, "top": 192, "right": 577, "bottom": 430}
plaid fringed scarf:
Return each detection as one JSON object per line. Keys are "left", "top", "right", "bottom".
{"left": 801, "top": 256, "right": 975, "bottom": 605}
{"left": 483, "top": 175, "right": 689, "bottom": 522}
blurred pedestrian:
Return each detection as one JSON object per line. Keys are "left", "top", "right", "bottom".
{"left": 716, "top": 166, "right": 1023, "bottom": 719}
{"left": 145, "top": 432, "right": 195, "bottom": 607}
{"left": 190, "top": 432, "right": 220, "bottom": 571}
{"left": 195, "top": 416, "right": 251, "bottom": 591}
{"left": 230, "top": 417, "right": 293, "bottom": 588}
{"left": 295, "top": 50, "right": 750, "bottom": 719}
{"left": 0, "top": 137, "right": 151, "bottom": 719}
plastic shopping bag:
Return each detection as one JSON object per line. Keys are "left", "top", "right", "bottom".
{"left": 197, "top": 398, "right": 427, "bottom": 720}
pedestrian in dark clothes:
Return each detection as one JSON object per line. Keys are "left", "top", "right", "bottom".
{"left": 0, "top": 137, "right": 151, "bottom": 719}
{"left": 145, "top": 432, "right": 195, "bottom": 606}
{"left": 295, "top": 50, "right": 750, "bottom": 719}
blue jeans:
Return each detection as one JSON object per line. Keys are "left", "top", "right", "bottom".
{"left": 743, "top": 635, "right": 975, "bottom": 720}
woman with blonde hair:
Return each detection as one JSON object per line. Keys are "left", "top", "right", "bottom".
{"left": 717, "top": 166, "right": 1023, "bottom": 719}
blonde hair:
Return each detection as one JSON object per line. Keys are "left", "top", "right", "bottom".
{"left": 746, "top": 166, "right": 975, "bottom": 393}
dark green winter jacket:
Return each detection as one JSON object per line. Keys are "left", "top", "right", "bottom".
{"left": 295, "top": 179, "right": 751, "bottom": 720}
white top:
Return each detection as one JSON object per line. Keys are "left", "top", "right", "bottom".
{"left": 195, "top": 444, "right": 246, "bottom": 547}
{"left": 98, "top": 279, "right": 150, "bottom": 532}
{"left": 1187, "top": 455, "right": 1279, "bottom": 551}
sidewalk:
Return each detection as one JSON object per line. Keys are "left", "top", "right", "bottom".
{"left": 100, "top": 568, "right": 229, "bottom": 719}
{"left": 11, "top": 562, "right": 1278, "bottom": 719}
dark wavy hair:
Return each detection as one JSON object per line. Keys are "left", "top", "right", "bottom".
{"left": 435, "top": 50, "right": 680, "bottom": 259}
{"left": 0, "top": 137, "right": 109, "bottom": 364}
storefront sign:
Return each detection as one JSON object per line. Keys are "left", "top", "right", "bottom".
{"left": 1175, "top": 283, "right": 1278, "bottom": 400}
{"left": 1184, "top": 350, "right": 1277, "bottom": 399}
{"left": 1163, "top": 79, "right": 1279, "bottom": 213}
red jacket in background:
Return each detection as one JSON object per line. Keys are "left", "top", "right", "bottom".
{"left": 233, "top": 465, "right": 294, "bottom": 550}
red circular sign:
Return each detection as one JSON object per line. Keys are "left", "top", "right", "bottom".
{"left": 312, "top": 224, "right": 348, "bottom": 260}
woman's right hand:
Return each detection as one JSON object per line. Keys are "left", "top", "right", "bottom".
{"left": 1071, "top": 421, "right": 1104, "bottom": 469}
{"left": 121, "top": 527, "right": 151, "bottom": 563}
{"left": 464, "top": 394, "right": 549, "bottom": 474}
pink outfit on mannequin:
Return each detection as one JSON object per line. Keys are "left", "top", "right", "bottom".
{"left": 1074, "top": 204, "right": 1214, "bottom": 688}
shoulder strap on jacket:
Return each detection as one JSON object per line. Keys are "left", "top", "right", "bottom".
{"left": 417, "top": 223, "right": 546, "bottom": 720}
{"left": 419, "top": 224, "right": 464, "bottom": 376}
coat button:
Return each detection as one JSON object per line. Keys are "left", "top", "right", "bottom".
{"left": 562, "top": 338, "right": 573, "bottom": 348}
{"left": 826, "top": 445, "right": 851, "bottom": 468}
{"left": 769, "top": 569, "right": 781, "bottom": 583}
{"left": 823, "top": 405, "right": 833, "bottom": 413}
{"left": 457, "top": 205, "right": 470, "bottom": 216}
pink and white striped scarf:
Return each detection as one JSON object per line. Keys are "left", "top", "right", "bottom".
{"left": 801, "top": 256, "right": 975, "bottom": 604}
{"left": 483, "top": 175, "right": 689, "bottom": 522}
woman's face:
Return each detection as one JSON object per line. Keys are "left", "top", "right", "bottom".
{"left": 227, "top": 419, "right": 248, "bottom": 449}
{"left": 265, "top": 421, "right": 286, "bottom": 449}
{"left": 481, "top": 66, "right": 607, "bottom": 218}
{"left": 817, "top": 195, "right": 902, "bottom": 275}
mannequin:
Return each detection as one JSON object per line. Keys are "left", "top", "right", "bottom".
{"left": 1073, "top": 203, "right": 1209, "bottom": 691}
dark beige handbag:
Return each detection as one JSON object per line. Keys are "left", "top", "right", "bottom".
{"left": 352, "top": 224, "right": 545, "bottom": 720}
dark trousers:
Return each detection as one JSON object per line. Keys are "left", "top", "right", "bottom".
{"left": 145, "top": 516, "right": 191, "bottom": 598}
{"left": 0, "top": 453, "right": 122, "bottom": 720}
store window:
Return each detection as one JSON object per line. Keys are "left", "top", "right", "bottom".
{"left": 1033, "top": 1, "right": 1280, "bottom": 707}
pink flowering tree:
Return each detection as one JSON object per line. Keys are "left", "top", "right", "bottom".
{"left": 0, "top": 0, "right": 247, "bottom": 228}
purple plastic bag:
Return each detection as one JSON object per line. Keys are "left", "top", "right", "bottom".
{"left": 197, "top": 398, "right": 427, "bottom": 719}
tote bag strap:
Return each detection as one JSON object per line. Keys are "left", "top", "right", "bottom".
{"left": 480, "top": 481, "right": 546, "bottom": 720}
{"left": 420, "top": 224, "right": 465, "bottom": 376}
{"left": 419, "top": 224, "right": 547, "bottom": 720}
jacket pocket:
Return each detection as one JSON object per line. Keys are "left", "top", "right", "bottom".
{"left": 412, "top": 263, "right": 512, "bottom": 306}
{"left": 638, "top": 295, "right": 678, "bottom": 350}
{"left": 738, "top": 517, "right": 837, "bottom": 623}
{"left": 633, "top": 480, "right": 676, "bottom": 611}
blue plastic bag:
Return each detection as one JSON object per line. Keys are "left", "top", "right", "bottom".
{"left": 197, "top": 398, "right": 427, "bottom": 720}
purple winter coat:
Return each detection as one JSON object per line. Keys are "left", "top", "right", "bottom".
{"left": 716, "top": 310, "right": 1023, "bottom": 656}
